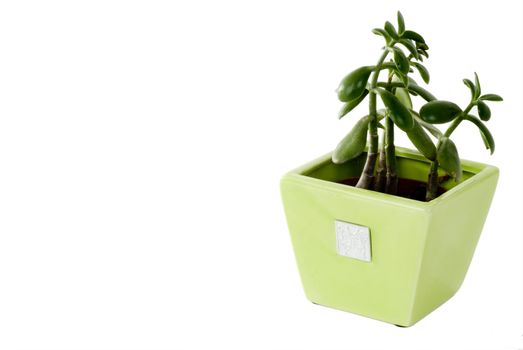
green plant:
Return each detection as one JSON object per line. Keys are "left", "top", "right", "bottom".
{"left": 333, "top": 11, "right": 502, "bottom": 200}
{"left": 419, "top": 73, "right": 501, "bottom": 200}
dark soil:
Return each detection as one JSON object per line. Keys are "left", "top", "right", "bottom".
{"left": 338, "top": 177, "right": 446, "bottom": 202}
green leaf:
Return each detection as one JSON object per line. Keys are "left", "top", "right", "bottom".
{"left": 390, "top": 76, "right": 412, "bottom": 110}
{"left": 375, "top": 88, "right": 414, "bottom": 131}
{"left": 420, "top": 100, "right": 462, "bottom": 124}
{"left": 398, "top": 70, "right": 409, "bottom": 87}
{"left": 407, "top": 118, "right": 437, "bottom": 160}
{"left": 479, "top": 131, "right": 490, "bottom": 151}
{"left": 376, "top": 80, "right": 436, "bottom": 101}
{"left": 416, "top": 42, "right": 429, "bottom": 51}
{"left": 393, "top": 47, "right": 409, "bottom": 74}
{"left": 412, "top": 62, "right": 430, "bottom": 84}
{"left": 412, "top": 113, "right": 443, "bottom": 138}
{"left": 379, "top": 62, "right": 396, "bottom": 71}
{"left": 402, "top": 30, "right": 425, "bottom": 43}
{"left": 463, "top": 79, "right": 476, "bottom": 99}
{"left": 463, "top": 114, "right": 495, "bottom": 154}
{"left": 397, "top": 11, "right": 405, "bottom": 35}
{"left": 384, "top": 21, "right": 399, "bottom": 40}
{"left": 336, "top": 66, "right": 374, "bottom": 102}
{"left": 477, "top": 100, "right": 491, "bottom": 121}
{"left": 418, "top": 48, "right": 429, "bottom": 58}
{"left": 474, "top": 72, "right": 481, "bottom": 99}
{"left": 387, "top": 65, "right": 408, "bottom": 86}
{"left": 480, "top": 93, "right": 503, "bottom": 102}
{"left": 338, "top": 90, "right": 369, "bottom": 119}
{"left": 372, "top": 28, "right": 392, "bottom": 44}
{"left": 398, "top": 39, "right": 419, "bottom": 60}
{"left": 437, "top": 137, "right": 462, "bottom": 182}
{"left": 332, "top": 115, "right": 370, "bottom": 164}
{"left": 395, "top": 89, "right": 412, "bottom": 110}
{"left": 408, "top": 84, "right": 436, "bottom": 102}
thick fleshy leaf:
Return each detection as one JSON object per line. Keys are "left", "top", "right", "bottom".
{"left": 407, "top": 119, "right": 437, "bottom": 160}
{"left": 392, "top": 75, "right": 412, "bottom": 109}
{"left": 420, "top": 100, "right": 462, "bottom": 124}
{"left": 463, "top": 79, "right": 476, "bottom": 99}
{"left": 372, "top": 28, "right": 392, "bottom": 44}
{"left": 418, "top": 48, "right": 429, "bottom": 58}
{"left": 332, "top": 115, "right": 370, "bottom": 164}
{"left": 398, "top": 71, "right": 409, "bottom": 87}
{"left": 384, "top": 21, "right": 399, "bottom": 39}
{"left": 412, "top": 62, "right": 430, "bottom": 84}
{"left": 477, "top": 100, "right": 491, "bottom": 121}
{"left": 416, "top": 42, "right": 429, "bottom": 51}
{"left": 403, "top": 30, "right": 425, "bottom": 43}
{"left": 397, "top": 11, "right": 405, "bottom": 35}
{"left": 376, "top": 80, "right": 436, "bottom": 101}
{"left": 336, "top": 66, "right": 374, "bottom": 102}
{"left": 480, "top": 93, "right": 503, "bottom": 102}
{"left": 338, "top": 90, "right": 369, "bottom": 119}
{"left": 479, "top": 132, "right": 490, "bottom": 152}
{"left": 437, "top": 137, "right": 462, "bottom": 181}
{"left": 382, "top": 61, "right": 398, "bottom": 71}
{"left": 399, "top": 39, "right": 419, "bottom": 60}
{"left": 376, "top": 88, "right": 414, "bottom": 131}
{"left": 474, "top": 72, "right": 481, "bottom": 99}
{"left": 395, "top": 86, "right": 412, "bottom": 109}
{"left": 464, "top": 115, "right": 495, "bottom": 154}
{"left": 408, "top": 84, "right": 436, "bottom": 101}
{"left": 393, "top": 48, "right": 409, "bottom": 74}
{"left": 413, "top": 114, "right": 443, "bottom": 138}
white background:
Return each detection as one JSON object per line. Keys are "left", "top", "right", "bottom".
{"left": 0, "top": 1, "right": 521, "bottom": 349}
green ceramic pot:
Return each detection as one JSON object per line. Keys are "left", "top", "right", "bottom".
{"left": 280, "top": 147, "right": 498, "bottom": 326}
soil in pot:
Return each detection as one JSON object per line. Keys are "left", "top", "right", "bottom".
{"left": 338, "top": 177, "right": 447, "bottom": 202}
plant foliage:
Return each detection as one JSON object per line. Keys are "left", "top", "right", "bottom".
{"left": 333, "top": 11, "right": 502, "bottom": 200}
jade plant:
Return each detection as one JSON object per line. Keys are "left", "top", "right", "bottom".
{"left": 333, "top": 11, "right": 502, "bottom": 201}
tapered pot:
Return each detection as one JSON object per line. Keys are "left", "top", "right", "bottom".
{"left": 280, "top": 148, "right": 498, "bottom": 326}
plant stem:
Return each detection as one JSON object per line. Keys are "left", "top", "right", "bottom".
{"left": 426, "top": 160, "right": 439, "bottom": 201}
{"left": 374, "top": 68, "right": 396, "bottom": 193}
{"left": 356, "top": 46, "right": 393, "bottom": 189}
{"left": 374, "top": 129, "right": 387, "bottom": 192}
{"left": 426, "top": 101, "right": 475, "bottom": 200}
{"left": 376, "top": 82, "right": 436, "bottom": 102}
{"left": 444, "top": 102, "right": 474, "bottom": 138}
{"left": 385, "top": 115, "right": 398, "bottom": 194}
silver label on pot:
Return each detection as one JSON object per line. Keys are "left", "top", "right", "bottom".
{"left": 335, "top": 220, "right": 371, "bottom": 262}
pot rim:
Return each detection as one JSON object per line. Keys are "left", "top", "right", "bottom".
{"left": 282, "top": 147, "right": 499, "bottom": 210}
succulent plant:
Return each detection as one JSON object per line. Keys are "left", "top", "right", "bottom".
{"left": 332, "top": 11, "right": 502, "bottom": 200}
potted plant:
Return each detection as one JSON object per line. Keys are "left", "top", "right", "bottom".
{"left": 280, "top": 12, "right": 502, "bottom": 327}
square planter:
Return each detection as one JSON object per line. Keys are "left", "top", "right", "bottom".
{"left": 280, "top": 147, "right": 498, "bottom": 326}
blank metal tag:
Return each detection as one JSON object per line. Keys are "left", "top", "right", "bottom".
{"left": 335, "top": 220, "right": 371, "bottom": 262}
